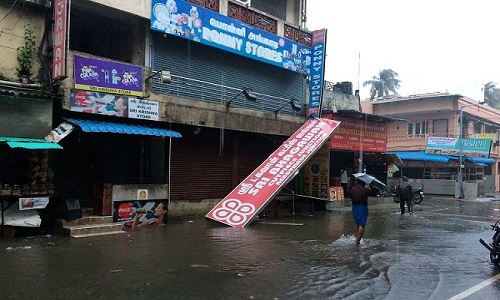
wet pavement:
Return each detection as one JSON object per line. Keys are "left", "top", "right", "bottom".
{"left": 1, "top": 196, "right": 500, "bottom": 299}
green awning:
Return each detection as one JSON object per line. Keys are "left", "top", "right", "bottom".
{"left": 0, "top": 137, "right": 63, "bottom": 149}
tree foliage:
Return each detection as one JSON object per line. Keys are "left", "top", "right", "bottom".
{"left": 483, "top": 81, "right": 500, "bottom": 108}
{"left": 363, "top": 69, "right": 401, "bottom": 100}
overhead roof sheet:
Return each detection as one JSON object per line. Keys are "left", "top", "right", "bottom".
{"left": 0, "top": 137, "right": 63, "bottom": 149}
{"left": 64, "top": 118, "right": 182, "bottom": 138}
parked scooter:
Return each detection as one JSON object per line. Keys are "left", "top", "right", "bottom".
{"left": 479, "top": 219, "right": 500, "bottom": 264}
{"left": 392, "top": 185, "right": 424, "bottom": 204}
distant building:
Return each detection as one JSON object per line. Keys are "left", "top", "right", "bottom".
{"left": 362, "top": 92, "right": 500, "bottom": 197}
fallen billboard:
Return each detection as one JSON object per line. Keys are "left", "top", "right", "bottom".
{"left": 205, "top": 118, "right": 341, "bottom": 227}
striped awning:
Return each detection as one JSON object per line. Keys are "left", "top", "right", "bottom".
{"left": 64, "top": 118, "right": 182, "bottom": 138}
{"left": 0, "top": 136, "right": 63, "bottom": 149}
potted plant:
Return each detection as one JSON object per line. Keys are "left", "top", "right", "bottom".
{"left": 16, "top": 24, "right": 36, "bottom": 83}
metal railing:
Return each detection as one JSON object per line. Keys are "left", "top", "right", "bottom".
{"left": 153, "top": 75, "right": 306, "bottom": 117}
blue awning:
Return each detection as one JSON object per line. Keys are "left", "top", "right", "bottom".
{"left": 65, "top": 118, "right": 182, "bottom": 138}
{"left": 467, "top": 157, "right": 495, "bottom": 165}
{"left": 387, "top": 151, "right": 456, "bottom": 163}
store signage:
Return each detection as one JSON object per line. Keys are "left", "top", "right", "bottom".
{"left": 150, "top": 0, "right": 312, "bottom": 75}
{"left": 206, "top": 118, "right": 341, "bottom": 227}
{"left": 52, "top": 0, "right": 69, "bottom": 81}
{"left": 74, "top": 56, "right": 144, "bottom": 97}
{"left": 308, "top": 29, "right": 327, "bottom": 118}
{"left": 325, "top": 115, "right": 387, "bottom": 152}
{"left": 70, "top": 90, "right": 159, "bottom": 121}
{"left": 426, "top": 136, "right": 491, "bottom": 158}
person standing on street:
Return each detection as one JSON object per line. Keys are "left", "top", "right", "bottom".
{"left": 350, "top": 178, "right": 377, "bottom": 246}
{"left": 397, "top": 176, "right": 413, "bottom": 215}
{"left": 340, "top": 166, "right": 349, "bottom": 194}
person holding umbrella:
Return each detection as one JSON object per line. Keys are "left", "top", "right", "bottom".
{"left": 349, "top": 176, "right": 378, "bottom": 246}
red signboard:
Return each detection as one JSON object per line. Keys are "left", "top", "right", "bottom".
{"left": 325, "top": 115, "right": 387, "bottom": 153}
{"left": 206, "top": 118, "right": 341, "bottom": 227}
{"left": 52, "top": 0, "right": 69, "bottom": 81}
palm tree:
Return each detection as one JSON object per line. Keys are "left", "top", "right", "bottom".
{"left": 483, "top": 81, "right": 498, "bottom": 107}
{"left": 363, "top": 69, "right": 401, "bottom": 99}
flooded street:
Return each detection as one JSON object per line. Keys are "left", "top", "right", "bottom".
{"left": 1, "top": 197, "right": 500, "bottom": 299}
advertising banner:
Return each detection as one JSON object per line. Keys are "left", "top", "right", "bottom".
{"left": 425, "top": 136, "right": 491, "bottom": 158}
{"left": 206, "top": 118, "right": 341, "bottom": 227}
{"left": 326, "top": 115, "right": 387, "bottom": 152}
{"left": 74, "top": 56, "right": 143, "bottom": 96}
{"left": 70, "top": 90, "right": 159, "bottom": 121}
{"left": 150, "top": 0, "right": 312, "bottom": 75}
{"left": 45, "top": 122, "right": 75, "bottom": 143}
{"left": 19, "top": 197, "right": 50, "bottom": 210}
{"left": 113, "top": 200, "right": 160, "bottom": 223}
{"left": 308, "top": 29, "right": 327, "bottom": 118}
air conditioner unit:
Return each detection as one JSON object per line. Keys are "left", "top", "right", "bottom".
{"left": 233, "top": 0, "right": 251, "bottom": 7}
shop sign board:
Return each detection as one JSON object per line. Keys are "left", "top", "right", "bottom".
{"left": 52, "top": 0, "right": 69, "bottom": 81}
{"left": 426, "top": 136, "right": 491, "bottom": 158}
{"left": 150, "top": 0, "right": 312, "bottom": 76}
{"left": 206, "top": 118, "right": 341, "bottom": 227}
{"left": 326, "top": 115, "right": 387, "bottom": 152}
{"left": 308, "top": 29, "right": 327, "bottom": 118}
{"left": 70, "top": 90, "right": 159, "bottom": 121}
{"left": 74, "top": 56, "right": 144, "bottom": 97}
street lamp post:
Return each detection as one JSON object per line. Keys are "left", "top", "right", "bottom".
{"left": 458, "top": 107, "right": 465, "bottom": 199}
{"left": 458, "top": 102, "right": 486, "bottom": 199}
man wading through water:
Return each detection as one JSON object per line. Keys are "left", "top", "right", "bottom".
{"left": 349, "top": 177, "right": 377, "bottom": 246}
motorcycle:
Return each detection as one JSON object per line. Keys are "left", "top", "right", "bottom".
{"left": 479, "top": 219, "right": 500, "bottom": 264}
{"left": 392, "top": 185, "right": 424, "bottom": 204}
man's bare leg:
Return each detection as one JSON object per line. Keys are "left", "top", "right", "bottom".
{"left": 355, "top": 225, "right": 365, "bottom": 246}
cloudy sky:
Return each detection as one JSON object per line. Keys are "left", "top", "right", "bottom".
{"left": 306, "top": 0, "right": 500, "bottom": 100}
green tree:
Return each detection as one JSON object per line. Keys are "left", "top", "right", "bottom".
{"left": 483, "top": 81, "right": 500, "bottom": 108}
{"left": 363, "top": 69, "right": 401, "bottom": 99}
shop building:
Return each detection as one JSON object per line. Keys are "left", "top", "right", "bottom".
{"left": 2, "top": 0, "right": 327, "bottom": 228}
{"left": 362, "top": 93, "right": 500, "bottom": 197}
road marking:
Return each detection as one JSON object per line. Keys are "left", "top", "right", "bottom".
{"left": 448, "top": 273, "right": 500, "bottom": 300}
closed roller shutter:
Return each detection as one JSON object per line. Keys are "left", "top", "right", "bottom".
{"left": 152, "top": 31, "right": 304, "bottom": 114}
{"left": 170, "top": 126, "right": 233, "bottom": 200}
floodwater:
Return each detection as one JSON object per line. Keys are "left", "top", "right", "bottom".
{"left": 1, "top": 198, "right": 500, "bottom": 299}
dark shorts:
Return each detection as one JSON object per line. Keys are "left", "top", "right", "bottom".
{"left": 352, "top": 205, "right": 368, "bottom": 226}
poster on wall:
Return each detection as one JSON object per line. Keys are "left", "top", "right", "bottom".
{"left": 302, "top": 142, "right": 330, "bottom": 199}
{"left": 70, "top": 90, "right": 159, "bottom": 121}
{"left": 150, "top": 0, "right": 312, "bottom": 75}
{"left": 113, "top": 200, "right": 160, "bottom": 224}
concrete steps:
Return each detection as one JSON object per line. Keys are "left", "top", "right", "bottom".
{"left": 57, "top": 215, "right": 126, "bottom": 238}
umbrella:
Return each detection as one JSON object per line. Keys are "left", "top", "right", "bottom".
{"left": 352, "top": 173, "right": 387, "bottom": 191}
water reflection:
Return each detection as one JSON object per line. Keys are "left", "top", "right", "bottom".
{"left": 1, "top": 199, "right": 500, "bottom": 299}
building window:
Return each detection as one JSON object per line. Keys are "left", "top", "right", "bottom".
{"left": 408, "top": 121, "right": 427, "bottom": 137}
{"left": 432, "top": 119, "right": 448, "bottom": 136}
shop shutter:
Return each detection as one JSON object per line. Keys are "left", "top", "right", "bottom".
{"left": 151, "top": 32, "right": 304, "bottom": 114}
{"left": 170, "top": 127, "right": 233, "bottom": 200}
